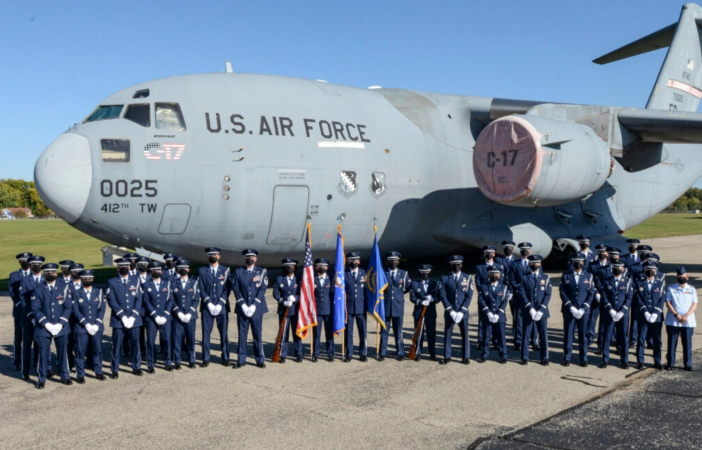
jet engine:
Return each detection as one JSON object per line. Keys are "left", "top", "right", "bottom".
{"left": 473, "top": 115, "right": 612, "bottom": 207}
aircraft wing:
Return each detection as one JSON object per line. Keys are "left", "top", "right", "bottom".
{"left": 617, "top": 109, "right": 702, "bottom": 144}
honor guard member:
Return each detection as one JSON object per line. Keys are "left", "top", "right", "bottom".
{"left": 344, "top": 252, "right": 367, "bottom": 362}
{"left": 560, "top": 256, "right": 595, "bottom": 367}
{"left": 409, "top": 264, "right": 441, "bottom": 361}
{"left": 72, "top": 270, "right": 106, "bottom": 383}
{"left": 171, "top": 259, "right": 199, "bottom": 369}
{"left": 198, "top": 247, "right": 232, "bottom": 367}
{"left": 380, "top": 251, "right": 410, "bottom": 361}
{"left": 142, "top": 262, "right": 174, "bottom": 372}
{"left": 56, "top": 261, "right": 79, "bottom": 373}
{"left": 162, "top": 253, "right": 179, "bottom": 282}
{"left": 599, "top": 262, "right": 633, "bottom": 369}
{"left": 576, "top": 236, "right": 596, "bottom": 268}
{"left": 642, "top": 253, "right": 664, "bottom": 349}
{"left": 136, "top": 257, "right": 151, "bottom": 283}
{"left": 517, "top": 255, "right": 552, "bottom": 365}
{"left": 9, "top": 252, "right": 32, "bottom": 371}
{"left": 476, "top": 267, "right": 509, "bottom": 364}
{"left": 510, "top": 242, "right": 538, "bottom": 351}
{"left": 664, "top": 267, "right": 697, "bottom": 371}
{"left": 18, "top": 255, "right": 45, "bottom": 380}
{"left": 31, "top": 263, "right": 73, "bottom": 389}
{"left": 622, "top": 239, "right": 641, "bottom": 267}
{"left": 123, "top": 256, "right": 149, "bottom": 359}
{"left": 589, "top": 245, "right": 611, "bottom": 353}
{"left": 123, "top": 253, "right": 139, "bottom": 276}
{"left": 57, "top": 260, "right": 75, "bottom": 288}
{"left": 496, "top": 241, "right": 518, "bottom": 350}
{"left": 232, "top": 249, "right": 268, "bottom": 368}
{"left": 633, "top": 262, "right": 665, "bottom": 370}
{"left": 439, "top": 255, "right": 474, "bottom": 365}
{"left": 273, "top": 258, "right": 302, "bottom": 363}
{"left": 106, "top": 258, "right": 144, "bottom": 378}
{"left": 475, "top": 246, "right": 505, "bottom": 350}
{"left": 312, "top": 258, "right": 335, "bottom": 362}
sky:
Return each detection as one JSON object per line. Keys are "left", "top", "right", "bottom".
{"left": 1, "top": 0, "right": 699, "bottom": 185}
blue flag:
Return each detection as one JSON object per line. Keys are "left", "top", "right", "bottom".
{"left": 365, "top": 232, "right": 387, "bottom": 330}
{"left": 333, "top": 227, "right": 347, "bottom": 336}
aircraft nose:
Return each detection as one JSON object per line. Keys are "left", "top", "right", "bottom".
{"left": 34, "top": 133, "right": 93, "bottom": 224}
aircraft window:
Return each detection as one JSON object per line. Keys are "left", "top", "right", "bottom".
{"left": 124, "top": 104, "right": 151, "bottom": 127}
{"left": 101, "top": 139, "right": 130, "bottom": 162}
{"left": 155, "top": 103, "right": 186, "bottom": 131}
{"left": 133, "top": 89, "right": 149, "bottom": 99}
{"left": 85, "top": 105, "right": 123, "bottom": 123}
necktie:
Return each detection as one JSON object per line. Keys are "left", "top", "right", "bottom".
{"left": 123, "top": 278, "right": 127, "bottom": 286}
{"left": 454, "top": 274, "right": 458, "bottom": 283}
{"left": 35, "top": 277, "right": 39, "bottom": 283}
{"left": 391, "top": 272, "right": 396, "bottom": 283}
{"left": 49, "top": 285, "right": 53, "bottom": 292}
{"left": 575, "top": 274, "right": 579, "bottom": 284}
{"left": 353, "top": 271, "right": 357, "bottom": 281}
{"left": 424, "top": 282, "right": 428, "bottom": 292}
{"left": 183, "top": 280, "right": 187, "bottom": 290}
{"left": 287, "top": 277, "right": 292, "bottom": 287}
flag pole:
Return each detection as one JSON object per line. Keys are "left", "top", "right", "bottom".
{"left": 373, "top": 219, "right": 380, "bottom": 358}
{"left": 337, "top": 221, "right": 345, "bottom": 360}
{"left": 307, "top": 218, "right": 314, "bottom": 359}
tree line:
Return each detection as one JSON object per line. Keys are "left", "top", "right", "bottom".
{"left": 667, "top": 187, "right": 702, "bottom": 213}
{"left": 0, "top": 179, "right": 53, "bottom": 218}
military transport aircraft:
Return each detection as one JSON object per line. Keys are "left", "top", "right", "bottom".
{"left": 34, "top": 3, "right": 702, "bottom": 266}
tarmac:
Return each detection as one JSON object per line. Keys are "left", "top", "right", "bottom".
{"left": 0, "top": 235, "right": 700, "bottom": 450}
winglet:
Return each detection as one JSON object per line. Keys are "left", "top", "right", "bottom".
{"left": 592, "top": 23, "right": 677, "bottom": 65}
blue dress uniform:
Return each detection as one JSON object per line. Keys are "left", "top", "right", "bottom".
{"left": 231, "top": 249, "right": 268, "bottom": 367}
{"left": 625, "top": 253, "right": 645, "bottom": 347}
{"left": 312, "top": 259, "right": 335, "bottom": 361}
{"left": 510, "top": 248, "right": 538, "bottom": 350}
{"left": 31, "top": 265, "right": 73, "bottom": 387}
{"left": 142, "top": 263, "right": 175, "bottom": 371}
{"left": 18, "top": 256, "right": 45, "bottom": 379}
{"left": 273, "top": 262, "right": 302, "bottom": 362}
{"left": 475, "top": 246, "right": 505, "bottom": 349}
{"left": 517, "top": 257, "right": 552, "bottom": 363}
{"left": 589, "top": 257, "right": 612, "bottom": 350}
{"left": 344, "top": 253, "right": 367, "bottom": 361}
{"left": 171, "top": 260, "right": 200, "bottom": 368}
{"left": 409, "top": 265, "right": 441, "bottom": 360}
{"left": 106, "top": 265, "right": 144, "bottom": 376}
{"left": 380, "top": 251, "right": 410, "bottom": 360}
{"left": 56, "top": 261, "right": 78, "bottom": 372}
{"left": 439, "top": 255, "right": 474, "bottom": 363}
{"left": 665, "top": 267, "right": 697, "bottom": 370}
{"left": 559, "top": 261, "right": 595, "bottom": 366}
{"left": 599, "top": 272, "right": 633, "bottom": 368}
{"left": 162, "top": 253, "right": 179, "bottom": 283}
{"left": 72, "top": 271, "right": 106, "bottom": 381}
{"left": 496, "top": 242, "right": 519, "bottom": 349}
{"left": 633, "top": 269, "right": 665, "bottom": 368}
{"left": 477, "top": 276, "right": 509, "bottom": 362}
{"left": 9, "top": 252, "right": 32, "bottom": 370}
{"left": 576, "top": 235, "right": 597, "bottom": 270}
{"left": 198, "top": 248, "right": 232, "bottom": 366}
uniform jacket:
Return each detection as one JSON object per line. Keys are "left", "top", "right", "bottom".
{"left": 496, "top": 255, "right": 518, "bottom": 291}
{"left": 475, "top": 261, "right": 506, "bottom": 288}
{"left": 559, "top": 270, "right": 595, "bottom": 315}
{"left": 517, "top": 271, "right": 552, "bottom": 319}
{"left": 18, "top": 274, "right": 44, "bottom": 324}
{"left": 633, "top": 276, "right": 665, "bottom": 322}
{"left": 313, "top": 274, "right": 334, "bottom": 316}
{"left": 577, "top": 249, "right": 597, "bottom": 269}
{"left": 31, "top": 282, "right": 73, "bottom": 338}
{"left": 384, "top": 268, "right": 410, "bottom": 318}
{"left": 142, "top": 278, "right": 174, "bottom": 323}
{"left": 345, "top": 269, "right": 366, "bottom": 315}
{"left": 477, "top": 281, "right": 509, "bottom": 323}
{"left": 409, "top": 279, "right": 441, "bottom": 319}
{"left": 231, "top": 266, "right": 268, "bottom": 317}
{"left": 9, "top": 269, "right": 30, "bottom": 318}
{"left": 439, "top": 272, "right": 474, "bottom": 316}
{"left": 509, "top": 258, "right": 532, "bottom": 290}
{"left": 72, "top": 287, "right": 106, "bottom": 334}
{"left": 171, "top": 277, "right": 200, "bottom": 320}
{"left": 273, "top": 275, "right": 300, "bottom": 317}
{"left": 106, "top": 276, "right": 143, "bottom": 329}
{"left": 199, "top": 265, "right": 232, "bottom": 313}
{"left": 601, "top": 276, "right": 633, "bottom": 315}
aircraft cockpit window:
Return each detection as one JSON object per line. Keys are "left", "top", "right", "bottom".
{"left": 85, "top": 105, "right": 123, "bottom": 123}
{"left": 155, "top": 103, "right": 186, "bottom": 131}
{"left": 124, "top": 104, "right": 151, "bottom": 127}
{"left": 133, "top": 89, "right": 149, "bottom": 99}
{"left": 101, "top": 139, "right": 130, "bottom": 162}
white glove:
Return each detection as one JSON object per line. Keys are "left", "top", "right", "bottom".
{"left": 610, "top": 309, "right": 618, "bottom": 319}
{"left": 241, "top": 304, "right": 250, "bottom": 316}
{"left": 247, "top": 305, "right": 256, "bottom": 317}
{"left": 184, "top": 313, "right": 192, "bottom": 323}
{"left": 177, "top": 312, "right": 186, "bottom": 322}
{"left": 449, "top": 311, "right": 458, "bottom": 320}
{"left": 44, "top": 323, "right": 55, "bottom": 335}
{"left": 649, "top": 313, "right": 658, "bottom": 323}
{"left": 534, "top": 311, "right": 543, "bottom": 321}
{"left": 614, "top": 312, "right": 624, "bottom": 322}
{"left": 155, "top": 316, "right": 167, "bottom": 326}
{"left": 578, "top": 308, "right": 585, "bottom": 319}
{"left": 595, "top": 293, "right": 601, "bottom": 301}
{"left": 454, "top": 312, "right": 464, "bottom": 323}
{"left": 487, "top": 312, "right": 495, "bottom": 322}
{"left": 490, "top": 313, "right": 499, "bottom": 324}
{"left": 284, "top": 300, "right": 293, "bottom": 307}
{"left": 121, "top": 316, "right": 130, "bottom": 328}
{"left": 644, "top": 311, "right": 651, "bottom": 322}
{"left": 207, "top": 303, "right": 216, "bottom": 315}
{"left": 569, "top": 306, "right": 578, "bottom": 317}
{"left": 529, "top": 308, "right": 537, "bottom": 320}
{"left": 288, "top": 295, "right": 296, "bottom": 303}
{"left": 213, "top": 304, "right": 223, "bottom": 316}
{"left": 86, "top": 324, "right": 97, "bottom": 335}
{"left": 421, "top": 300, "right": 430, "bottom": 306}
{"left": 425, "top": 295, "right": 433, "bottom": 302}
{"left": 54, "top": 324, "right": 63, "bottom": 336}
{"left": 125, "top": 316, "right": 135, "bottom": 329}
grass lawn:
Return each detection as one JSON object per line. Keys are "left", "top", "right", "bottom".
{"left": 625, "top": 213, "right": 702, "bottom": 240}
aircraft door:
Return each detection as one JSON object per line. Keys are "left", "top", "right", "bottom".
{"left": 158, "top": 203, "right": 192, "bottom": 235}
{"left": 267, "top": 185, "right": 309, "bottom": 245}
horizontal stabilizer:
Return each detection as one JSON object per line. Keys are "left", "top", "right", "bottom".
{"left": 593, "top": 23, "right": 677, "bottom": 65}
{"left": 618, "top": 108, "right": 702, "bottom": 143}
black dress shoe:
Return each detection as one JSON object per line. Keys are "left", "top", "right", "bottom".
{"left": 21, "top": 374, "right": 29, "bottom": 381}
{"left": 200, "top": 361, "right": 209, "bottom": 368}
{"left": 133, "top": 369, "right": 144, "bottom": 376}
{"left": 520, "top": 359, "right": 528, "bottom": 366}
{"left": 311, "top": 356, "right": 318, "bottom": 363}
{"left": 429, "top": 355, "right": 437, "bottom": 361}
{"left": 562, "top": 361, "right": 570, "bottom": 367}
{"left": 14, "top": 364, "right": 21, "bottom": 371}
{"left": 461, "top": 358, "right": 470, "bottom": 365}
{"left": 165, "top": 365, "right": 174, "bottom": 372}
{"left": 500, "top": 359, "right": 507, "bottom": 364}
{"left": 221, "top": 360, "right": 230, "bottom": 367}
{"left": 664, "top": 364, "right": 672, "bottom": 371}
{"left": 532, "top": 345, "right": 540, "bottom": 351}
{"left": 599, "top": 362, "right": 608, "bottom": 369}
{"left": 359, "top": 356, "right": 367, "bottom": 362}
{"left": 230, "top": 362, "right": 239, "bottom": 369}
{"left": 146, "top": 367, "right": 155, "bottom": 374}
{"left": 256, "top": 362, "right": 266, "bottom": 369}
{"left": 397, "top": 355, "right": 405, "bottom": 361}
{"left": 628, "top": 343, "right": 635, "bottom": 349}
{"left": 342, "top": 356, "right": 350, "bottom": 362}
{"left": 414, "top": 355, "right": 421, "bottom": 362}
{"left": 594, "top": 349, "right": 603, "bottom": 356}
{"left": 328, "top": 356, "right": 334, "bottom": 362}
{"left": 189, "top": 363, "right": 196, "bottom": 369}
{"left": 580, "top": 361, "right": 589, "bottom": 368}
{"left": 47, "top": 371, "right": 55, "bottom": 379}
{"left": 540, "top": 360, "right": 549, "bottom": 366}
{"left": 296, "top": 355, "right": 302, "bottom": 363}
{"left": 70, "top": 367, "right": 77, "bottom": 374}
{"left": 76, "top": 377, "right": 86, "bottom": 384}
{"left": 653, "top": 362, "right": 663, "bottom": 370}
{"left": 513, "top": 344, "right": 521, "bottom": 351}
{"left": 684, "top": 367, "right": 692, "bottom": 372}
{"left": 377, "top": 356, "right": 385, "bottom": 362}
{"left": 95, "top": 374, "right": 106, "bottom": 381}
{"left": 439, "top": 358, "right": 450, "bottom": 365}
{"left": 61, "top": 379, "right": 73, "bottom": 386}
{"left": 476, "top": 357, "right": 485, "bottom": 364}
{"left": 280, "top": 358, "right": 286, "bottom": 364}
{"left": 621, "top": 363, "right": 629, "bottom": 370}
{"left": 36, "top": 382, "right": 45, "bottom": 389}
{"left": 636, "top": 363, "right": 644, "bottom": 370}
{"left": 110, "top": 372, "right": 119, "bottom": 379}
{"left": 174, "top": 363, "right": 182, "bottom": 370}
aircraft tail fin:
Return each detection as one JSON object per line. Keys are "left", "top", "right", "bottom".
{"left": 593, "top": 3, "right": 702, "bottom": 112}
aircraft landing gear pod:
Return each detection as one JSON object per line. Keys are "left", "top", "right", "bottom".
{"left": 473, "top": 115, "right": 612, "bottom": 207}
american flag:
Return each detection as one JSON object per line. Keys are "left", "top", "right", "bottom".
{"left": 296, "top": 223, "right": 318, "bottom": 339}
{"left": 143, "top": 143, "right": 185, "bottom": 161}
